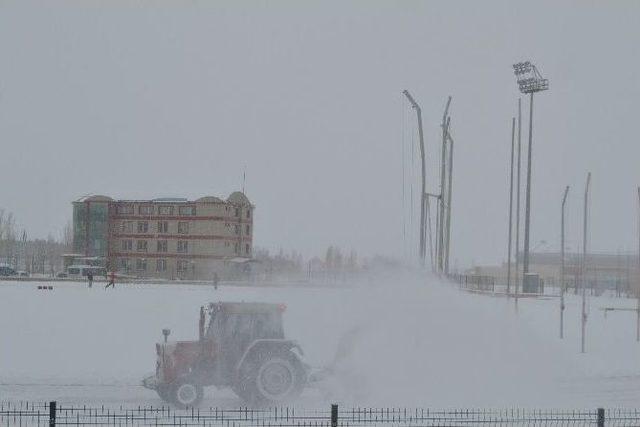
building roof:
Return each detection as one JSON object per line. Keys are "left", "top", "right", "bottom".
{"left": 73, "top": 193, "right": 251, "bottom": 206}
{"left": 75, "top": 195, "right": 114, "bottom": 203}
{"left": 227, "top": 191, "right": 252, "bottom": 206}
{"left": 195, "top": 196, "right": 224, "bottom": 204}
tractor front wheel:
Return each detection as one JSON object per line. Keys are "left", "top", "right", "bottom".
{"left": 170, "top": 381, "right": 203, "bottom": 409}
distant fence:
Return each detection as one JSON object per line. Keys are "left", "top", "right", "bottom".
{"left": 448, "top": 273, "right": 496, "bottom": 293}
{"left": 2, "top": 401, "right": 639, "bottom": 426}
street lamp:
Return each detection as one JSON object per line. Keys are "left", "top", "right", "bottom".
{"left": 513, "top": 61, "right": 549, "bottom": 285}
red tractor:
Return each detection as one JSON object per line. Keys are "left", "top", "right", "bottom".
{"left": 142, "top": 302, "right": 308, "bottom": 408}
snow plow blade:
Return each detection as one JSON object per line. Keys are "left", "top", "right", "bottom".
{"left": 142, "top": 374, "right": 158, "bottom": 390}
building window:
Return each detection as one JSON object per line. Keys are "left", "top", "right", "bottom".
{"left": 157, "top": 240, "right": 168, "bottom": 252}
{"left": 177, "top": 222, "right": 189, "bottom": 234}
{"left": 137, "top": 221, "right": 149, "bottom": 233}
{"left": 247, "top": 209, "right": 251, "bottom": 218}
{"left": 177, "top": 260, "right": 188, "bottom": 272}
{"left": 234, "top": 208, "right": 240, "bottom": 217}
{"left": 157, "top": 221, "right": 168, "bottom": 233}
{"left": 225, "top": 241, "right": 230, "bottom": 247}
{"left": 137, "top": 240, "right": 148, "bottom": 252}
{"left": 234, "top": 224, "right": 240, "bottom": 235}
{"left": 117, "top": 204, "right": 134, "bottom": 215}
{"left": 121, "top": 240, "right": 132, "bottom": 251}
{"left": 156, "top": 259, "right": 167, "bottom": 272}
{"left": 139, "top": 205, "right": 154, "bottom": 215}
{"left": 177, "top": 241, "right": 189, "bottom": 253}
{"left": 136, "top": 258, "right": 147, "bottom": 271}
{"left": 118, "top": 258, "right": 129, "bottom": 272}
{"left": 179, "top": 206, "right": 196, "bottom": 216}
{"left": 158, "top": 205, "right": 173, "bottom": 215}
{"left": 245, "top": 225, "right": 250, "bottom": 234}
{"left": 234, "top": 242, "right": 240, "bottom": 254}
{"left": 120, "top": 221, "right": 135, "bottom": 233}
{"left": 245, "top": 244, "right": 250, "bottom": 255}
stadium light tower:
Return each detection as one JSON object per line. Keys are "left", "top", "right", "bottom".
{"left": 512, "top": 61, "right": 549, "bottom": 284}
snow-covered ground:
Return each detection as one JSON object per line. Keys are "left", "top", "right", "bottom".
{"left": 1, "top": 274, "right": 640, "bottom": 408}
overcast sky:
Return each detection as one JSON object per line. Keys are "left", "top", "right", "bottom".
{"left": 1, "top": 1, "right": 639, "bottom": 267}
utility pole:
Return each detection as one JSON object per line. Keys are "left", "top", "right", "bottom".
{"left": 637, "top": 187, "right": 640, "bottom": 341}
{"left": 507, "top": 118, "right": 516, "bottom": 295}
{"left": 512, "top": 62, "right": 549, "bottom": 284}
{"left": 444, "top": 129, "right": 454, "bottom": 275}
{"left": 560, "top": 185, "right": 570, "bottom": 339}
{"left": 438, "top": 97, "right": 452, "bottom": 273}
{"left": 402, "top": 90, "right": 427, "bottom": 266}
{"left": 581, "top": 172, "right": 591, "bottom": 353}
{"left": 514, "top": 99, "right": 522, "bottom": 300}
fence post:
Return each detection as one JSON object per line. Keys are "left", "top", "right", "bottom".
{"left": 331, "top": 404, "right": 338, "bottom": 427}
{"left": 49, "top": 401, "right": 56, "bottom": 427}
{"left": 597, "top": 408, "right": 605, "bottom": 427}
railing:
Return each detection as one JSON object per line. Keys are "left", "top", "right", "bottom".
{"left": 448, "top": 273, "right": 496, "bottom": 293}
{"left": 2, "top": 401, "right": 638, "bottom": 426}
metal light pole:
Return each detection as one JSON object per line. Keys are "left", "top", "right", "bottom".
{"left": 507, "top": 118, "right": 516, "bottom": 295}
{"left": 514, "top": 99, "right": 522, "bottom": 300}
{"left": 637, "top": 187, "right": 640, "bottom": 341}
{"left": 581, "top": 172, "right": 591, "bottom": 353}
{"left": 402, "top": 90, "right": 427, "bottom": 266}
{"left": 560, "top": 185, "right": 570, "bottom": 339}
{"left": 444, "top": 130, "right": 454, "bottom": 275}
{"left": 512, "top": 62, "right": 549, "bottom": 285}
{"left": 438, "top": 97, "right": 452, "bottom": 273}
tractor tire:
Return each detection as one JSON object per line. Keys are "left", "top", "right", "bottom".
{"left": 170, "top": 381, "right": 204, "bottom": 409}
{"left": 244, "top": 351, "right": 306, "bottom": 405}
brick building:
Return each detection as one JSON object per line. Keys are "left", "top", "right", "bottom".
{"left": 72, "top": 192, "right": 253, "bottom": 279}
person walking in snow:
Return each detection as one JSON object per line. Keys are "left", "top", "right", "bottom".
{"left": 105, "top": 271, "right": 115, "bottom": 289}
{"left": 212, "top": 272, "right": 219, "bottom": 290}
{"left": 87, "top": 272, "right": 93, "bottom": 288}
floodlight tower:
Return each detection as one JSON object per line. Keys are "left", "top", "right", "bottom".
{"left": 512, "top": 61, "right": 549, "bottom": 283}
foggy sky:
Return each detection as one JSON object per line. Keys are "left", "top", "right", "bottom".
{"left": 1, "top": 1, "right": 639, "bottom": 267}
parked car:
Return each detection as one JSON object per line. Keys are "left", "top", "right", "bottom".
{"left": 56, "top": 272, "right": 68, "bottom": 278}
{"left": 0, "top": 266, "right": 17, "bottom": 277}
{"left": 17, "top": 271, "right": 29, "bottom": 278}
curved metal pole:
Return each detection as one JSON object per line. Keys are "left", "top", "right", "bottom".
{"left": 402, "top": 90, "right": 427, "bottom": 267}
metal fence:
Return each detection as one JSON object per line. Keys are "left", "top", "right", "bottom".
{"left": 448, "top": 273, "right": 497, "bottom": 293}
{"left": 2, "top": 402, "right": 640, "bottom": 426}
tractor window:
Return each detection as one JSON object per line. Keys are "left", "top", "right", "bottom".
{"left": 252, "top": 313, "right": 284, "bottom": 339}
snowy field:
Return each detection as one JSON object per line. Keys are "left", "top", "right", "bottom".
{"left": 2, "top": 274, "right": 640, "bottom": 409}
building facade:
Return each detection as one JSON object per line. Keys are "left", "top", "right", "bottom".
{"left": 468, "top": 251, "right": 640, "bottom": 295}
{"left": 72, "top": 192, "right": 254, "bottom": 279}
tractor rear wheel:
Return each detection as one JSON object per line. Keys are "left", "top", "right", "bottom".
{"left": 170, "top": 381, "right": 203, "bottom": 409}
{"left": 249, "top": 352, "right": 306, "bottom": 404}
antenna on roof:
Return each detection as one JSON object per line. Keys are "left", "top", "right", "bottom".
{"left": 242, "top": 166, "right": 246, "bottom": 194}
